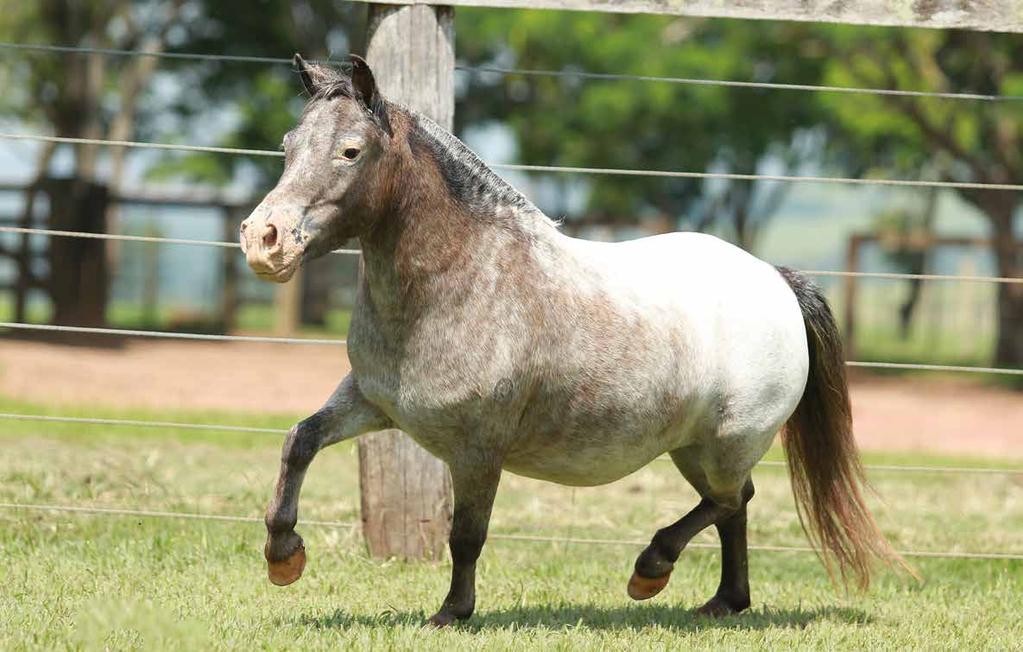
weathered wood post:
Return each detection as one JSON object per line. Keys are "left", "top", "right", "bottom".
{"left": 273, "top": 267, "right": 302, "bottom": 336}
{"left": 358, "top": 4, "right": 454, "bottom": 560}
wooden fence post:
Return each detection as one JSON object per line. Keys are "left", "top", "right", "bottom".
{"left": 358, "top": 4, "right": 454, "bottom": 560}
{"left": 273, "top": 267, "right": 302, "bottom": 336}
{"left": 842, "top": 233, "right": 864, "bottom": 359}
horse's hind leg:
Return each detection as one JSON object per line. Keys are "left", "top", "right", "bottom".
{"left": 263, "top": 374, "right": 391, "bottom": 586}
{"left": 628, "top": 446, "right": 754, "bottom": 613}
{"left": 695, "top": 484, "right": 754, "bottom": 617}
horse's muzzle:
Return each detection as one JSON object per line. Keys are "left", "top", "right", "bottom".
{"left": 240, "top": 209, "right": 301, "bottom": 283}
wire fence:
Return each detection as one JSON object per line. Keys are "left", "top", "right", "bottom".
{"left": 2, "top": 321, "right": 1022, "bottom": 376}
{"left": 0, "top": 322, "right": 343, "bottom": 345}
{"left": 3, "top": 225, "right": 1021, "bottom": 286}
{"left": 3, "top": 411, "right": 1020, "bottom": 476}
{"left": 3, "top": 41, "right": 1022, "bottom": 103}
{"left": 2, "top": 501, "right": 1020, "bottom": 561}
{"left": 0, "top": 226, "right": 361, "bottom": 255}
{"left": 1, "top": 38, "right": 1021, "bottom": 571}
{"left": 5, "top": 132, "right": 1023, "bottom": 192}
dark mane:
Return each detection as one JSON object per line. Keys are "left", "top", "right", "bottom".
{"left": 306, "top": 64, "right": 392, "bottom": 135}
{"left": 304, "top": 64, "right": 548, "bottom": 223}
{"left": 406, "top": 111, "right": 539, "bottom": 216}
{"left": 313, "top": 69, "right": 355, "bottom": 101}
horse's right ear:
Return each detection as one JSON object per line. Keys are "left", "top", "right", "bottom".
{"left": 294, "top": 53, "right": 332, "bottom": 97}
{"left": 350, "top": 54, "right": 392, "bottom": 136}
{"left": 349, "top": 55, "right": 378, "bottom": 106}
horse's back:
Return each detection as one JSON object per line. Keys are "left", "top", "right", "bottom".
{"left": 562, "top": 230, "right": 810, "bottom": 440}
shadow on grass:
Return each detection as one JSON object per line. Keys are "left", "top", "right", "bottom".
{"left": 293, "top": 602, "right": 870, "bottom": 632}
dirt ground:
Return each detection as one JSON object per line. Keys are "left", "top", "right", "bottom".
{"left": 1, "top": 337, "right": 1019, "bottom": 459}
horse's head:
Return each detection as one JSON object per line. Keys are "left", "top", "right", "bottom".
{"left": 240, "top": 54, "right": 393, "bottom": 282}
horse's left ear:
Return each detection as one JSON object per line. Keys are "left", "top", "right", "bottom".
{"left": 294, "top": 53, "right": 334, "bottom": 97}
{"left": 350, "top": 54, "right": 392, "bottom": 136}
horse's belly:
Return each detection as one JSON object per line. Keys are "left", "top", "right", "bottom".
{"left": 502, "top": 442, "right": 663, "bottom": 486}
{"left": 502, "top": 405, "right": 698, "bottom": 486}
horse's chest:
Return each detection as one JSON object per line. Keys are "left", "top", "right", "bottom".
{"left": 347, "top": 328, "right": 489, "bottom": 458}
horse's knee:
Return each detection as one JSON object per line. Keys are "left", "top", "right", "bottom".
{"left": 281, "top": 416, "right": 322, "bottom": 468}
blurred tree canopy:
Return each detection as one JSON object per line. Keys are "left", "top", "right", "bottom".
{"left": 1, "top": 2, "right": 1019, "bottom": 363}
{"left": 455, "top": 11, "right": 830, "bottom": 250}
{"left": 814, "top": 28, "right": 1023, "bottom": 366}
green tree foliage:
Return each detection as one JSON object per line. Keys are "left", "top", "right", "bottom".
{"left": 456, "top": 11, "right": 829, "bottom": 249}
{"left": 4, "top": 4, "right": 1019, "bottom": 364}
{"left": 815, "top": 28, "right": 1023, "bottom": 365}
{"left": 150, "top": 0, "right": 362, "bottom": 185}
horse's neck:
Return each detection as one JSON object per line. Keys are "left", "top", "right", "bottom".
{"left": 358, "top": 110, "right": 562, "bottom": 325}
{"left": 358, "top": 195, "right": 558, "bottom": 326}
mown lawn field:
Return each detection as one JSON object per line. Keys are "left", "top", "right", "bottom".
{"left": 1, "top": 398, "right": 1021, "bottom": 650}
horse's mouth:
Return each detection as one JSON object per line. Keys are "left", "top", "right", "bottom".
{"left": 253, "top": 259, "right": 300, "bottom": 283}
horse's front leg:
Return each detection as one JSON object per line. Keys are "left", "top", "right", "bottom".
{"left": 428, "top": 454, "right": 502, "bottom": 627}
{"left": 264, "top": 374, "right": 391, "bottom": 586}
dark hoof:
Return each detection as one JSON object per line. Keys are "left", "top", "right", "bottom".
{"left": 627, "top": 570, "right": 672, "bottom": 600}
{"left": 267, "top": 544, "right": 306, "bottom": 586}
{"left": 695, "top": 595, "right": 748, "bottom": 618}
{"left": 426, "top": 611, "right": 458, "bottom": 628}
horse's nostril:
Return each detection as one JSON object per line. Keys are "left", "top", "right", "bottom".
{"left": 263, "top": 223, "right": 279, "bottom": 250}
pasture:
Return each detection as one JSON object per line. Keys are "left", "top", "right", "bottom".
{"left": 2, "top": 397, "right": 1020, "bottom": 650}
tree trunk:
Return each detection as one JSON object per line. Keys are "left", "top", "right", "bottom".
{"left": 971, "top": 191, "right": 1023, "bottom": 367}
{"left": 991, "top": 220, "right": 1023, "bottom": 368}
{"left": 46, "top": 178, "right": 109, "bottom": 327}
{"left": 357, "top": 4, "right": 455, "bottom": 560}
{"left": 898, "top": 185, "right": 939, "bottom": 339}
{"left": 994, "top": 278, "right": 1023, "bottom": 368}
{"left": 14, "top": 141, "right": 58, "bottom": 323}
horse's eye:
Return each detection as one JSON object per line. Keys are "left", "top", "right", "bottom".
{"left": 341, "top": 147, "right": 361, "bottom": 160}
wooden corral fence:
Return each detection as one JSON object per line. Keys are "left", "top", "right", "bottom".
{"left": 0, "top": 182, "right": 310, "bottom": 335}
{"left": 1, "top": 0, "right": 1021, "bottom": 562}
{"left": 842, "top": 233, "right": 1023, "bottom": 358}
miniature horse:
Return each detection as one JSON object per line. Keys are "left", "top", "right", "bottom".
{"left": 239, "top": 54, "right": 904, "bottom": 627}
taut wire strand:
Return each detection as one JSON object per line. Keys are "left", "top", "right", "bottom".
{"left": 2, "top": 322, "right": 1020, "bottom": 375}
{"left": 3, "top": 132, "right": 1022, "bottom": 192}
{"left": 2, "top": 41, "right": 1020, "bottom": 102}
{"left": 2, "top": 502, "right": 1021, "bottom": 560}
{"left": 4, "top": 411, "right": 1020, "bottom": 476}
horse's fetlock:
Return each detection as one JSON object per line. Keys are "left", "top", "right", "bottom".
{"left": 446, "top": 596, "right": 475, "bottom": 619}
{"left": 635, "top": 544, "right": 675, "bottom": 579}
{"left": 265, "top": 511, "right": 297, "bottom": 535}
{"left": 650, "top": 530, "right": 681, "bottom": 561}
{"left": 264, "top": 528, "right": 303, "bottom": 563}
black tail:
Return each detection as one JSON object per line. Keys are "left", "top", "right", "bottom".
{"left": 776, "top": 267, "right": 912, "bottom": 589}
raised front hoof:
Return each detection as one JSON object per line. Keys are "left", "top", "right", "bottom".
{"left": 694, "top": 595, "right": 749, "bottom": 618}
{"left": 267, "top": 545, "right": 306, "bottom": 586}
{"left": 627, "top": 570, "right": 672, "bottom": 601}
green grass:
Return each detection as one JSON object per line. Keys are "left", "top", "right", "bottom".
{"left": 1, "top": 398, "right": 1021, "bottom": 650}
{"left": 234, "top": 304, "right": 353, "bottom": 339}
